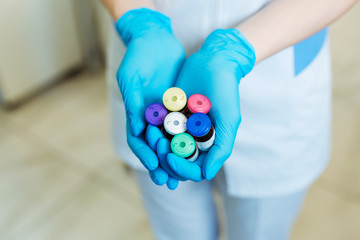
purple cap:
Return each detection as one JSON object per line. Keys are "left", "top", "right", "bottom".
{"left": 145, "top": 103, "right": 168, "bottom": 126}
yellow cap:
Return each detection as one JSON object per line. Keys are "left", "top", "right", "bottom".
{"left": 163, "top": 87, "right": 187, "bottom": 112}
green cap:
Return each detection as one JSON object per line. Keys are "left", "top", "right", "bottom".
{"left": 171, "top": 133, "right": 196, "bottom": 158}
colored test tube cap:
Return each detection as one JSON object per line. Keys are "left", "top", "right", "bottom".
{"left": 163, "top": 87, "right": 187, "bottom": 111}
{"left": 145, "top": 103, "right": 168, "bottom": 126}
{"left": 188, "top": 94, "right": 211, "bottom": 114}
{"left": 186, "top": 113, "right": 211, "bottom": 137}
{"left": 171, "top": 133, "right": 196, "bottom": 158}
{"left": 164, "top": 112, "right": 187, "bottom": 135}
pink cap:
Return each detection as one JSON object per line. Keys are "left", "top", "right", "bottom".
{"left": 187, "top": 94, "right": 211, "bottom": 114}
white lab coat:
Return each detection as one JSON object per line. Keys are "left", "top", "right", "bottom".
{"left": 106, "top": 0, "right": 332, "bottom": 197}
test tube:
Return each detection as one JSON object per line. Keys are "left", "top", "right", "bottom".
{"left": 184, "top": 94, "right": 211, "bottom": 117}
{"left": 171, "top": 133, "right": 199, "bottom": 162}
{"left": 144, "top": 103, "right": 168, "bottom": 126}
{"left": 163, "top": 87, "right": 187, "bottom": 112}
{"left": 162, "top": 112, "right": 187, "bottom": 140}
{"left": 186, "top": 113, "right": 215, "bottom": 151}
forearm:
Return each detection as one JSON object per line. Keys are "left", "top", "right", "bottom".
{"left": 237, "top": 0, "right": 359, "bottom": 63}
{"left": 99, "top": 0, "right": 154, "bottom": 20}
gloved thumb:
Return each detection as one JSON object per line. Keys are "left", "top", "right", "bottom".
{"left": 117, "top": 70, "right": 146, "bottom": 137}
{"left": 202, "top": 120, "right": 240, "bottom": 180}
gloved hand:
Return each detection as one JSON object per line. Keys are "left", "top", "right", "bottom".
{"left": 126, "top": 120, "right": 180, "bottom": 190}
{"left": 116, "top": 9, "right": 185, "bottom": 136}
{"left": 115, "top": 9, "right": 185, "bottom": 178}
{"left": 145, "top": 125, "right": 186, "bottom": 190}
{"left": 166, "top": 29, "right": 256, "bottom": 181}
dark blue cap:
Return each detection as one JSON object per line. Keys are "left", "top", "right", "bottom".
{"left": 186, "top": 113, "right": 211, "bottom": 137}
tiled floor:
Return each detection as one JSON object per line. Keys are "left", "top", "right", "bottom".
{"left": 1, "top": 4, "right": 360, "bottom": 240}
{"left": 0, "top": 71, "right": 152, "bottom": 240}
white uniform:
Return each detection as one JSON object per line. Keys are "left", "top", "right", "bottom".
{"left": 107, "top": 0, "right": 332, "bottom": 198}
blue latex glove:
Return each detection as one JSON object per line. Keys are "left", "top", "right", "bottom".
{"left": 166, "top": 29, "right": 256, "bottom": 181}
{"left": 116, "top": 9, "right": 185, "bottom": 136}
{"left": 126, "top": 120, "right": 179, "bottom": 190}
{"left": 145, "top": 125, "right": 187, "bottom": 190}
{"left": 115, "top": 9, "right": 185, "bottom": 180}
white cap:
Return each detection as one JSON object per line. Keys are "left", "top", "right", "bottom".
{"left": 164, "top": 112, "right": 187, "bottom": 135}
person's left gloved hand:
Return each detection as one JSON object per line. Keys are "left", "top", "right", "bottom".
{"left": 166, "top": 29, "right": 256, "bottom": 181}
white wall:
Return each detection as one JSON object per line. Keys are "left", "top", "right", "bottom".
{"left": 0, "top": 0, "right": 83, "bottom": 103}
{"left": 92, "top": 0, "right": 111, "bottom": 58}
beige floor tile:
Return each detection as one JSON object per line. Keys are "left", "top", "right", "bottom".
{"left": 321, "top": 99, "right": 360, "bottom": 195}
{"left": 292, "top": 183, "right": 360, "bottom": 240}
{"left": 0, "top": 109, "right": 12, "bottom": 143}
{"left": 0, "top": 119, "right": 8, "bottom": 143}
{"left": 23, "top": 180, "right": 153, "bottom": 240}
{"left": 90, "top": 157, "right": 143, "bottom": 204}
{"left": 0, "top": 128, "right": 4, "bottom": 142}
{"left": 7, "top": 71, "right": 115, "bottom": 169}
{"left": 0, "top": 131, "right": 89, "bottom": 240}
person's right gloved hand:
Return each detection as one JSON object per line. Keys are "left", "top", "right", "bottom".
{"left": 115, "top": 9, "right": 185, "bottom": 177}
{"left": 166, "top": 29, "right": 256, "bottom": 181}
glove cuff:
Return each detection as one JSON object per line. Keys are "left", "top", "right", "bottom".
{"left": 115, "top": 8, "right": 172, "bottom": 46}
{"left": 199, "top": 29, "right": 256, "bottom": 81}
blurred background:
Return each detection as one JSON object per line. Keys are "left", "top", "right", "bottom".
{"left": 0, "top": 1, "right": 359, "bottom": 239}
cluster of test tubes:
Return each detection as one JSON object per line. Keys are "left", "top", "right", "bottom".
{"left": 144, "top": 87, "right": 216, "bottom": 162}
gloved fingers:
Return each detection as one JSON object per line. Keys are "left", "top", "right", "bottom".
{"left": 166, "top": 177, "right": 179, "bottom": 190}
{"left": 149, "top": 167, "right": 169, "bottom": 186}
{"left": 145, "top": 125, "right": 164, "bottom": 152}
{"left": 127, "top": 120, "right": 159, "bottom": 171}
{"left": 202, "top": 121, "right": 238, "bottom": 180}
{"left": 157, "top": 138, "right": 186, "bottom": 181}
{"left": 202, "top": 116, "right": 241, "bottom": 180}
{"left": 117, "top": 65, "right": 146, "bottom": 137}
{"left": 201, "top": 144, "right": 229, "bottom": 181}
{"left": 167, "top": 153, "right": 205, "bottom": 182}
{"left": 194, "top": 151, "right": 206, "bottom": 166}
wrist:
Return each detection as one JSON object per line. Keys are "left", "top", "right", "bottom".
{"left": 199, "top": 29, "right": 256, "bottom": 81}
{"left": 115, "top": 8, "right": 173, "bottom": 46}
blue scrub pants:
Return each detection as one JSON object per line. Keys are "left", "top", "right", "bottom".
{"left": 135, "top": 169, "right": 307, "bottom": 240}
